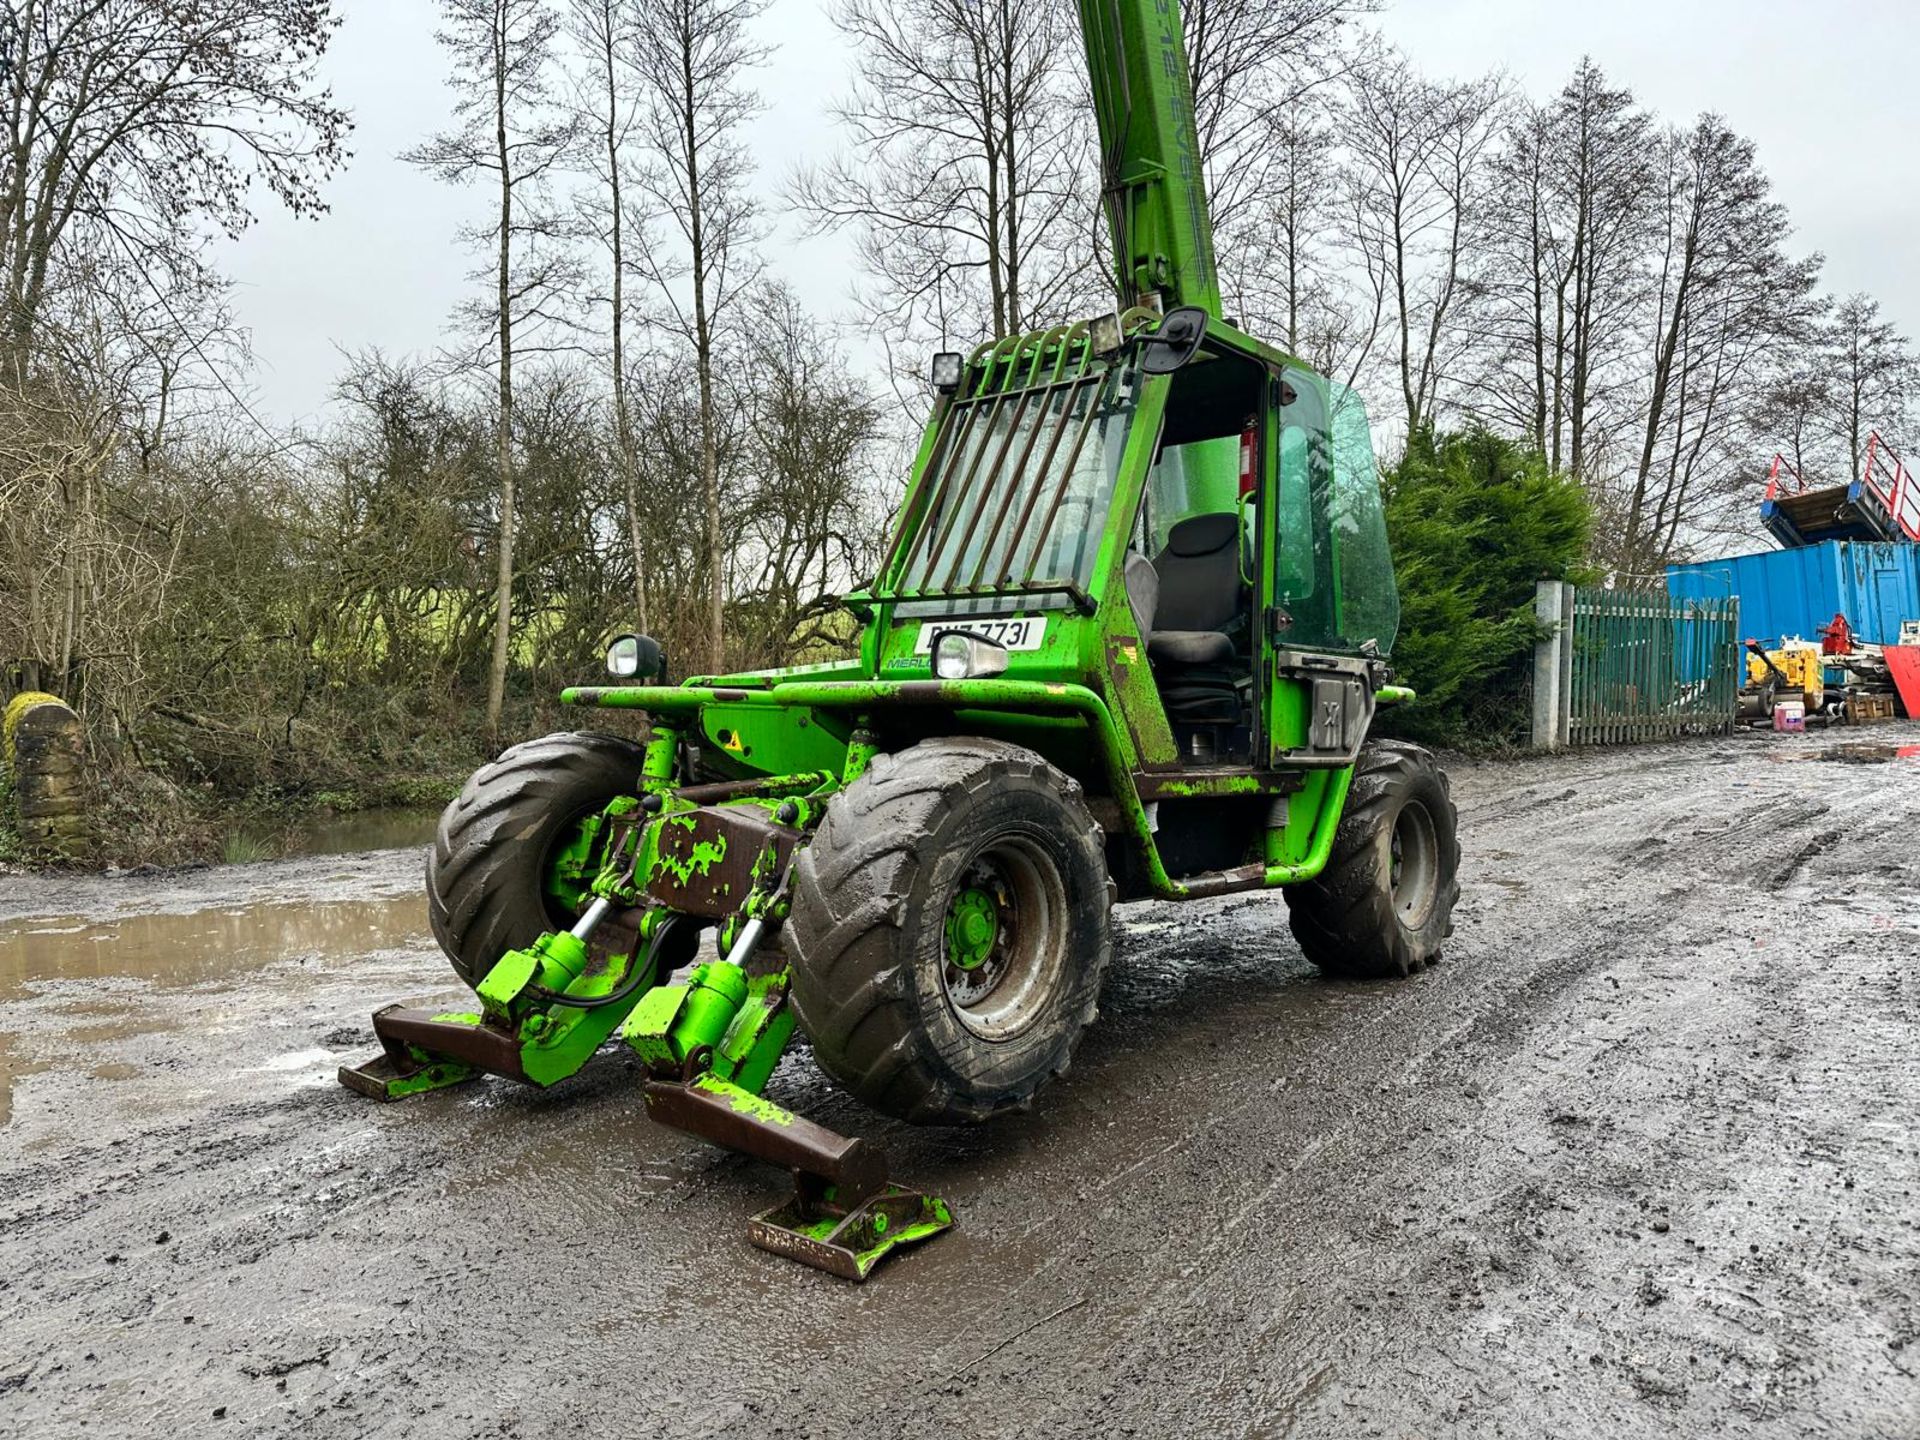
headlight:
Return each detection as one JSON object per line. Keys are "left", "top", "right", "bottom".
{"left": 931, "top": 630, "right": 1010, "bottom": 680}
{"left": 607, "top": 635, "right": 642, "bottom": 678}
{"left": 606, "top": 633, "right": 662, "bottom": 680}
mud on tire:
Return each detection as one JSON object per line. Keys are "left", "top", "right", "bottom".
{"left": 428, "top": 731, "right": 645, "bottom": 989}
{"left": 785, "top": 738, "right": 1112, "bottom": 1125}
{"left": 1285, "top": 739, "right": 1461, "bottom": 980}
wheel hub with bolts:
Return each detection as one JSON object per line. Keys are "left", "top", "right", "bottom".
{"left": 945, "top": 885, "right": 1000, "bottom": 972}
{"left": 934, "top": 840, "right": 1071, "bottom": 1041}
{"left": 943, "top": 870, "right": 1012, "bottom": 1012}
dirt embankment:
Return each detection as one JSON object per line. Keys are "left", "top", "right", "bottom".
{"left": 2, "top": 727, "right": 1916, "bottom": 1438}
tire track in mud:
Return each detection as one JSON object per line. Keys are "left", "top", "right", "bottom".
{"left": 2, "top": 729, "right": 1917, "bottom": 1438}
{"left": 886, "top": 738, "right": 1919, "bottom": 1438}
{"left": 862, "top": 768, "right": 1633, "bottom": 1432}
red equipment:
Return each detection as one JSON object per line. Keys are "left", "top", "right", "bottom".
{"left": 1887, "top": 646, "right": 1920, "bottom": 720}
{"left": 1862, "top": 433, "right": 1920, "bottom": 541}
{"left": 1762, "top": 452, "right": 1805, "bottom": 504}
{"left": 1819, "top": 612, "right": 1854, "bottom": 655}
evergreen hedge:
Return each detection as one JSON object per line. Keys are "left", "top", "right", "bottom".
{"left": 1378, "top": 428, "right": 1594, "bottom": 746}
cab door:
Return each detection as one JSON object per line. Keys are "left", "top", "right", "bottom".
{"left": 1257, "top": 367, "right": 1375, "bottom": 769}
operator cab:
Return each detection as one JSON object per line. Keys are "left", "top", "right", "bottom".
{"left": 1125, "top": 324, "right": 1401, "bottom": 769}
{"left": 1128, "top": 339, "right": 1265, "bottom": 763}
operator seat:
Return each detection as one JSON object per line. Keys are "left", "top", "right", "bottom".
{"left": 1140, "top": 512, "right": 1246, "bottom": 724}
{"left": 1148, "top": 513, "right": 1242, "bottom": 664}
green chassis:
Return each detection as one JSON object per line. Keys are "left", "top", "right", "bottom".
{"left": 339, "top": 313, "right": 1414, "bottom": 1279}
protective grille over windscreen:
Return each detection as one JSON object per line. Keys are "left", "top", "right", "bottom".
{"left": 887, "top": 365, "right": 1140, "bottom": 601}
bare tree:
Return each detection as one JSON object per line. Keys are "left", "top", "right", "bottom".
{"left": 627, "top": 0, "right": 768, "bottom": 671}
{"left": 1754, "top": 294, "right": 1920, "bottom": 494}
{"left": 623, "top": 350, "right": 714, "bottom": 665}
{"left": 1619, "top": 116, "right": 1821, "bottom": 565}
{"left": 309, "top": 351, "right": 492, "bottom": 684}
{"left": 1340, "top": 50, "right": 1505, "bottom": 437}
{"left": 1262, "top": 114, "right": 1328, "bottom": 354}
{"left": 502, "top": 361, "right": 632, "bottom": 684}
{"left": 1180, "top": 0, "right": 1373, "bottom": 183}
{"left": 0, "top": 369, "right": 117, "bottom": 693}
{"left": 0, "top": 2, "right": 335, "bottom": 709}
{"left": 1552, "top": 63, "right": 1654, "bottom": 480}
{"left": 0, "top": 1, "right": 349, "bottom": 380}
{"left": 1823, "top": 292, "right": 1918, "bottom": 481}
{"left": 1465, "top": 100, "right": 1556, "bottom": 448}
{"left": 1210, "top": 107, "right": 1374, "bottom": 387}
{"left": 730, "top": 282, "right": 885, "bottom": 665}
{"left": 1748, "top": 355, "right": 1836, "bottom": 488}
{"left": 793, "top": 0, "right": 1095, "bottom": 365}
{"left": 0, "top": 220, "right": 256, "bottom": 708}
{"left": 1179, "top": 0, "right": 1376, "bottom": 318}
{"left": 408, "top": 0, "right": 580, "bottom": 741}
{"left": 1468, "top": 60, "right": 1653, "bottom": 478}
{"left": 565, "top": 0, "right": 650, "bottom": 631}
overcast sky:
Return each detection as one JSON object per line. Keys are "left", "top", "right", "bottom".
{"left": 214, "top": 0, "right": 1920, "bottom": 427}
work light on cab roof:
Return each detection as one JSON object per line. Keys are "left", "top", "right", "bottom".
{"left": 929, "top": 351, "right": 965, "bottom": 392}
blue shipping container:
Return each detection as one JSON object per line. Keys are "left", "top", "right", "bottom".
{"left": 1666, "top": 541, "right": 1920, "bottom": 647}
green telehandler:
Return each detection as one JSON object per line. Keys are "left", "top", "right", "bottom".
{"left": 341, "top": 0, "right": 1462, "bottom": 1280}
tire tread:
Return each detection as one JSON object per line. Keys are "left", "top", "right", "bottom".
{"left": 428, "top": 731, "right": 646, "bottom": 987}
{"left": 787, "top": 738, "right": 1110, "bottom": 1125}
{"left": 1285, "top": 740, "right": 1462, "bottom": 980}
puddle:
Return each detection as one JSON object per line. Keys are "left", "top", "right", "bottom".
{"left": 0, "top": 895, "right": 430, "bottom": 1002}
{"left": 0, "top": 895, "right": 431, "bottom": 1126}
{"left": 255, "top": 1047, "right": 341, "bottom": 1073}
{"left": 233, "top": 807, "right": 439, "bottom": 861}
{"left": 1772, "top": 743, "right": 1920, "bottom": 765}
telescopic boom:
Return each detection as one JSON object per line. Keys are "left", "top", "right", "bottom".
{"left": 1075, "top": 0, "right": 1222, "bottom": 319}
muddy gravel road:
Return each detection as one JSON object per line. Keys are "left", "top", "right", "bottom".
{"left": 3, "top": 728, "right": 1918, "bottom": 1439}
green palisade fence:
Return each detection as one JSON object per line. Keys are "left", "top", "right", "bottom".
{"left": 1567, "top": 586, "right": 1740, "bottom": 745}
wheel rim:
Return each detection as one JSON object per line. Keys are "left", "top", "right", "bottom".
{"left": 1389, "top": 801, "right": 1440, "bottom": 929}
{"left": 940, "top": 836, "right": 1071, "bottom": 1042}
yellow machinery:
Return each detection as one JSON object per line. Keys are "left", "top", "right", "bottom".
{"left": 1742, "top": 640, "right": 1824, "bottom": 717}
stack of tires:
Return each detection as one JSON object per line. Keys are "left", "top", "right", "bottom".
{"left": 3, "top": 692, "right": 92, "bottom": 861}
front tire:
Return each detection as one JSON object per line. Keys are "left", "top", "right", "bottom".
{"left": 427, "top": 731, "right": 645, "bottom": 988}
{"left": 1285, "top": 740, "right": 1460, "bottom": 979}
{"left": 785, "top": 738, "right": 1112, "bottom": 1124}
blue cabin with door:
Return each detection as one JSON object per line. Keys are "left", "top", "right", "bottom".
{"left": 1666, "top": 541, "right": 1920, "bottom": 647}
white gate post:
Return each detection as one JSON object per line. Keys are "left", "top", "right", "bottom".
{"left": 1532, "top": 579, "right": 1570, "bottom": 750}
{"left": 1558, "top": 582, "right": 1575, "bottom": 746}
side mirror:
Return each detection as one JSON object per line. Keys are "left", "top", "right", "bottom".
{"left": 1140, "top": 306, "right": 1209, "bottom": 375}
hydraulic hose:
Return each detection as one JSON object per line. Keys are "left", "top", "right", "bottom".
{"left": 539, "top": 912, "right": 688, "bottom": 1010}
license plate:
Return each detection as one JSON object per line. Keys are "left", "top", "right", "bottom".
{"left": 914, "top": 617, "right": 1047, "bottom": 653}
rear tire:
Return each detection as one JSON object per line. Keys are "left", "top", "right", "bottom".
{"left": 785, "top": 738, "right": 1112, "bottom": 1124}
{"left": 428, "top": 731, "right": 645, "bottom": 989}
{"left": 1285, "top": 740, "right": 1460, "bottom": 980}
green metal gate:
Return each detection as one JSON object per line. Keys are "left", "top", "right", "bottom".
{"left": 1566, "top": 586, "right": 1740, "bottom": 744}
